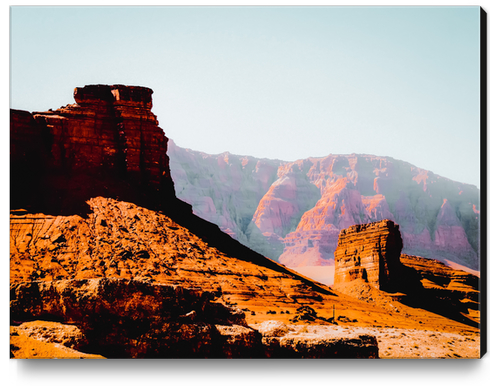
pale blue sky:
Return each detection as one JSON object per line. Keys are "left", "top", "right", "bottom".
{"left": 10, "top": 6, "right": 481, "bottom": 188}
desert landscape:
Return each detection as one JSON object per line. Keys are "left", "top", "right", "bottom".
{"left": 9, "top": 85, "right": 482, "bottom": 359}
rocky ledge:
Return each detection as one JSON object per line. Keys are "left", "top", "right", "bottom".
{"left": 10, "top": 278, "right": 379, "bottom": 358}
{"left": 332, "top": 219, "right": 480, "bottom": 328}
{"left": 253, "top": 321, "right": 379, "bottom": 359}
{"left": 10, "top": 277, "right": 260, "bottom": 358}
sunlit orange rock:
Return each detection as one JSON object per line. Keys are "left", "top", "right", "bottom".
{"left": 333, "top": 219, "right": 403, "bottom": 289}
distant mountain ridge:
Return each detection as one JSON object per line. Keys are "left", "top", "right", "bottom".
{"left": 168, "top": 141, "right": 480, "bottom": 271}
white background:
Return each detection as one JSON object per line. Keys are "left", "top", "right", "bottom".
{"left": 3, "top": 1, "right": 488, "bottom": 385}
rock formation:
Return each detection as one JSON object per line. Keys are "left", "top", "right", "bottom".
{"left": 11, "top": 85, "right": 181, "bottom": 216}
{"left": 10, "top": 321, "right": 105, "bottom": 359}
{"left": 10, "top": 277, "right": 262, "bottom": 358}
{"left": 252, "top": 322, "right": 379, "bottom": 359}
{"left": 10, "top": 84, "right": 481, "bottom": 359}
{"left": 168, "top": 145, "right": 480, "bottom": 272}
{"left": 333, "top": 220, "right": 403, "bottom": 290}
{"left": 332, "top": 219, "right": 480, "bottom": 328}
{"left": 399, "top": 254, "right": 480, "bottom": 326}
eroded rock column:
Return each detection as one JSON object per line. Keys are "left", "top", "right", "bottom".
{"left": 334, "top": 219, "right": 403, "bottom": 289}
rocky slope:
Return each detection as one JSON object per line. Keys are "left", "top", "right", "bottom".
{"left": 169, "top": 145, "right": 480, "bottom": 272}
{"left": 10, "top": 197, "right": 480, "bottom": 358}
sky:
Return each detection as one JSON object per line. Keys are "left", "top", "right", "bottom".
{"left": 9, "top": 5, "right": 482, "bottom": 188}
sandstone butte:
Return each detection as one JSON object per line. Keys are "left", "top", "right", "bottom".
{"left": 10, "top": 85, "right": 481, "bottom": 359}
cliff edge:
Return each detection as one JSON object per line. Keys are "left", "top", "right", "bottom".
{"left": 11, "top": 84, "right": 182, "bottom": 216}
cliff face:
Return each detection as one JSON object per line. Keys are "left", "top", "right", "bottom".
{"left": 167, "top": 140, "right": 283, "bottom": 254}
{"left": 169, "top": 146, "right": 480, "bottom": 271}
{"left": 11, "top": 85, "right": 178, "bottom": 215}
{"left": 333, "top": 220, "right": 403, "bottom": 290}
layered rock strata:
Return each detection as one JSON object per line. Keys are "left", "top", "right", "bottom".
{"left": 399, "top": 254, "right": 480, "bottom": 325}
{"left": 11, "top": 85, "right": 180, "bottom": 215}
{"left": 334, "top": 220, "right": 403, "bottom": 290}
{"left": 169, "top": 145, "right": 480, "bottom": 271}
{"left": 332, "top": 219, "right": 480, "bottom": 327}
{"left": 10, "top": 278, "right": 261, "bottom": 358}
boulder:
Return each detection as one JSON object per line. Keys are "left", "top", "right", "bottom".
{"left": 10, "top": 278, "right": 249, "bottom": 358}
{"left": 252, "top": 323, "right": 379, "bottom": 359}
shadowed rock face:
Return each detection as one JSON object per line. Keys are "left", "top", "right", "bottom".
{"left": 398, "top": 254, "right": 480, "bottom": 327}
{"left": 10, "top": 278, "right": 260, "bottom": 358}
{"left": 334, "top": 220, "right": 403, "bottom": 290}
{"left": 10, "top": 85, "right": 179, "bottom": 216}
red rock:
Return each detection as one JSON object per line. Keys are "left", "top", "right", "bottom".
{"left": 332, "top": 219, "right": 480, "bottom": 327}
{"left": 10, "top": 277, "right": 249, "bottom": 358}
{"left": 10, "top": 85, "right": 178, "bottom": 215}
{"left": 334, "top": 219, "right": 403, "bottom": 290}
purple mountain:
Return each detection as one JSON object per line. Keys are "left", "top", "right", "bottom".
{"left": 168, "top": 141, "right": 480, "bottom": 278}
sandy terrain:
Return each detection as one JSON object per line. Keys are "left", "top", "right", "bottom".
{"left": 322, "top": 326, "right": 480, "bottom": 359}
{"left": 250, "top": 323, "right": 480, "bottom": 359}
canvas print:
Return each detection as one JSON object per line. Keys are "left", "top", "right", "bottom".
{"left": 9, "top": 6, "right": 484, "bottom": 359}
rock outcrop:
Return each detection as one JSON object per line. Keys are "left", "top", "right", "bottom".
{"left": 10, "top": 322, "right": 105, "bottom": 359}
{"left": 10, "top": 278, "right": 260, "bottom": 358}
{"left": 334, "top": 220, "right": 403, "bottom": 290}
{"left": 168, "top": 145, "right": 480, "bottom": 272}
{"left": 12, "top": 321, "right": 89, "bottom": 351}
{"left": 399, "top": 254, "right": 480, "bottom": 326}
{"left": 11, "top": 85, "right": 181, "bottom": 216}
{"left": 332, "top": 220, "right": 480, "bottom": 328}
{"left": 252, "top": 322, "right": 379, "bottom": 359}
